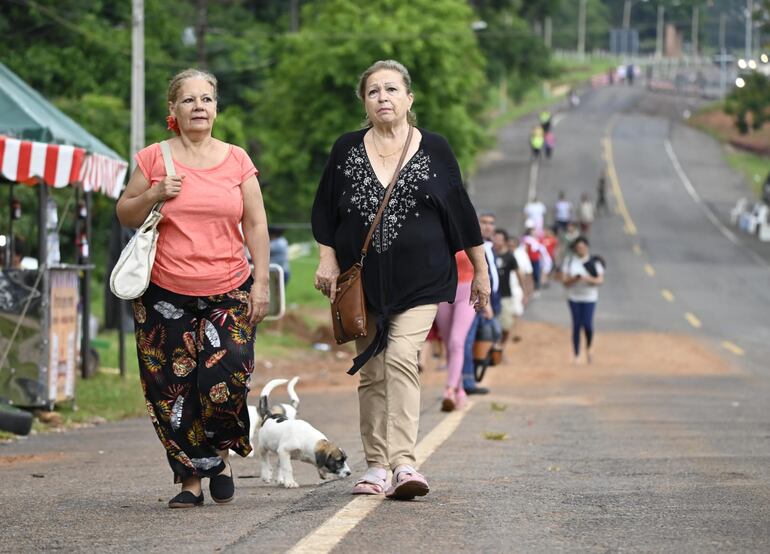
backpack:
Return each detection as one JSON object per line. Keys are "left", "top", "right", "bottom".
{"left": 583, "top": 255, "right": 606, "bottom": 278}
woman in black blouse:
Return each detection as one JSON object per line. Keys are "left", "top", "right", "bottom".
{"left": 311, "top": 60, "right": 490, "bottom": 500}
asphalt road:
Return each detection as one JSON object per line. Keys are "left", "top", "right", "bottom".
{"left": 2, "top": 86, "right": 770, "bottom": 553}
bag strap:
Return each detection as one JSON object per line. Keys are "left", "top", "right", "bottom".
{"left": 359, "top": 126, "right": 414, "bottom": 263}
{"left": 153, "top": 140, "right": 175, "bottom": 213}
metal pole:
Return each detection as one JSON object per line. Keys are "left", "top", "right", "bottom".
{"left": 544, "top": 16, "right": 552, "bottom": 50}
{"left": 746, "top": 0, "right": 753, "bottom": 62}
{"left": 126, "top": 0, "right": 144, "bottom": 378}
{"left": 6, "top": 183, "right": 13, "bottom": 267}
{"left": 656, "top": 5, "right": 665, "bottom": 59}
{"left": 578, "top": 0, "right": 587, "bottom": 59}
{"left": 623, "top": 0, "right": 632, "bottom": 29}
{"left": 80, "top": 191, "right": 92, "bottom": 378}
{"left": 720, "top": 13, "right": 727, "bottom": 96}
{"left": 692, "top": 6, "right": 699, "bottom": 59}
{"left": 131, "top": 0, "right": 144, "bottom": 172}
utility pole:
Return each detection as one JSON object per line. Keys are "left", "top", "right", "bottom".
{"left": 578, "top": 0, "right": 587, "bottom": 59}
{"left": 720, "top": 12, "right": 727, "bottom": 95}
{"left": 623, "top": 0, "right": 632, "bottom": 29}
{"left": 195, "top": 0, "right": 207, "bottom": 67}
{"left": 746, "top": 0, "right": 754, "bottom": 62}
{"left": 127, "top": 0, "right": 145, "bottom": 378}
{"left": 691, "top": 5, "right": 699, "bottom": 58}
{"left": 544, "top": 16, "right": 552, "bottom": 49}
{"left": 656, "top": 4, "right": 665, "bottom": 59}
{"left": 130, "top": 0, "right": 144, "bottom": 171}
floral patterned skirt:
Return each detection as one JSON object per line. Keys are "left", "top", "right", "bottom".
{"left": 132, "top": 277, "right": 256, "bottom": 483}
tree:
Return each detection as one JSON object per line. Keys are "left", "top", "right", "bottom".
{"left": 725, "top": 72, "right": 770, "bottom": 135}
{"left": 254, "top": 0, "right": 488, "bottom": 222}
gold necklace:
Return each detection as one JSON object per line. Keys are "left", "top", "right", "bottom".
{"left": 371, "top": 131, "right": 402, "bottom": 160}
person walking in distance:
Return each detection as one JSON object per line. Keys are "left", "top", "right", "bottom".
{"left": 435, "top": 251, "right": 477, "bottom": 412}
{"left": 522, "top": 227, "right": 544, "bottom": 293}
{"left": 492, "top": 229, "right": 523, "bottom": 352}
{"left": 116, "top": 69, "right": 270, "bottom": 508}
{"left": 596, "top": 171, "right": 608, "bottom": 215}
{"left": 530, "top": 125, "right": 544, "bottom": 159}
{"left": 578, "top": 193, "right": 595, "bottom": 234}
{"left": 561, "top": 237, "right": 604, "bottom": 364}
{"left": 523, "top": 197, "right": 547, "bottom": 235}
{"left": 553, "top": 191, "right": 572, "bottom": 235}
{"left": 311, "top": 60, "right": 490, "bottom": 499}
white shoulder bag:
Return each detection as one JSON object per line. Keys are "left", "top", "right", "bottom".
{"left": 109, "top": 140, "right": 175, "bottom": 300}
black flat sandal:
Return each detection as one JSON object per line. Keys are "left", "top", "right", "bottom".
{"left": 168, "top": 490, "right": 204, "bottom": 508}
{"left": 210, "top": 465, "right": 234, "bottom": 504}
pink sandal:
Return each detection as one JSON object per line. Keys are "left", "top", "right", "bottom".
{"left": 385, "top": 465, "right": 429, "bottom": 500}
{"left": 351, "top": 467, "right": 386, "bottom": 495}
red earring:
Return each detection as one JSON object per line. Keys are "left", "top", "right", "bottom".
{"left": 166, "top": 115, "right": 180, "bottom": 135}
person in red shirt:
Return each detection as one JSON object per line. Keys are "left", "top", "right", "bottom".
{"left": 540, "top": 228, "right": 559, "bottom": 288}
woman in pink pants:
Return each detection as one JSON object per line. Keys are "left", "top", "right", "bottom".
{"left": 435, "top": 251, "right": 477, "bottom": 412}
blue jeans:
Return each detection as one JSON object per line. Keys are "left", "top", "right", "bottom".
{"left": 462, "top": 314, "right": 481, "bottom": 390}
{"left": 568, "top": 300, "right": 596, "bottom": 356}
{"left": 462, "top": 315, "right": 502, "bottom": 390}
{"left": 531, "top": 259, "right": 542, "bottom": 290}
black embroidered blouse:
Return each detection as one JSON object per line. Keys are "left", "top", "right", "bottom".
{"left": 312, "top": 128, "right": 482, "bottom": 373}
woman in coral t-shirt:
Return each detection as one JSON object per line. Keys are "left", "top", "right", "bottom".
{"left": 116, "top": 69, "right": 270, "bottom": 509}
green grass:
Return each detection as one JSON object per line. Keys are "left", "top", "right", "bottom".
{"left": 284, "top": 246, "right": 328, "bottom": 310}
{"left": 726, "top": 150, "right": 770, "bottom": 198}
{"left": 551, "top": 55, "right": 618, "bottom": 88}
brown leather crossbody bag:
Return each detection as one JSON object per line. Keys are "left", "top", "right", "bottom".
{"left": 331, "top": 126, "right": 414, "bottom": 344}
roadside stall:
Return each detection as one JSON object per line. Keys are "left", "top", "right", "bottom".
{"left": 0, "top": 62, "right": 127, "bottom": 410}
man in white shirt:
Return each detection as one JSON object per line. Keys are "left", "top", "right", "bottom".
{"left": 523, "top": 198, "right": 546, "bottom": 235}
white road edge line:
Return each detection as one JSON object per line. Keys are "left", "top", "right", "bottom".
{"left": 528, "top": 159, "right": 540, "bottom": 202}
{"left": 663, "top": 140, "right": 768, "bottom": 268}
{"left": 287, "top": 404, "right": 472, "bottom": 554}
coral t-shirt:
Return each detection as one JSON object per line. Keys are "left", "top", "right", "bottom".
{"left": 456, "top": 251, "right": 474, "bottom": 283}
{"left": 134, "top": 142, "right": 258, "bottom": 296}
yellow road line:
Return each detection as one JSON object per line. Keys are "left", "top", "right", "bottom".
{"left": 632, "top": 244, "right": 641, "bottom": 256}
{"left": 721, "top": 341, "right": 745, "bottom": 356}
{"left": 684, "top": 312, "right": 702, "bottom": 328}
{"left": 661, "top": 289, "right": 675, "bottom": 302}
{"left": 602, "top": 128, "right": 638, "bottom": 236}
{"left": 644, "top": 264, "right": 656, "bottom": 277}
{"left": 288, "top": 403, "right": 472, "bottom": 554}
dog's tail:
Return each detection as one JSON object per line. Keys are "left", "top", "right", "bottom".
{"left": 286, "top": 376, "right": 300, "bottom": 410}
{"left": 258, "top": 378, "right": 289, "bottom": 420}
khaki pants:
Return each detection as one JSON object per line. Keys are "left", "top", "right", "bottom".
{"left": 355, "top": 304, "right": 438, "bottom": 470}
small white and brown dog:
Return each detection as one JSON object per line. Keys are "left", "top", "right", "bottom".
{"left": 256, "top": 378, "right": 351, "bottom": 488}
{"left": 246, "top": 376, "right": 299, "bottom": 457}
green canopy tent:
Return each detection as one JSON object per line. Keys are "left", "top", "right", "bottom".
{"left": 0, "top": 62, "right": 123, "bottom": 160}
{"left": 0, "top": 62, "right": 128, "bottom": 409}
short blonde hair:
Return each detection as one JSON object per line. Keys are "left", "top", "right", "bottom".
{"left": 357, "top": 60, "right": 416, "bottom": 127}
{"left": 167, "top": 68, "right": 218, "bottom": 104}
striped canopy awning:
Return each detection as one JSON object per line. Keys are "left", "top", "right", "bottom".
{"left": 0, "top": 135, "right": 127, "bottom": 198}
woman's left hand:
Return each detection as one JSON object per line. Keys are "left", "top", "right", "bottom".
{"left": 247, "top": 284, "right": 270, "bottom": 325}
{"left": 469, "top": 271, "right": 491, "bottom": 312}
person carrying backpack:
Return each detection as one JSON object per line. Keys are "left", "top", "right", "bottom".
{"left": 561, "top": 237, "right": 604, "bottom": 364}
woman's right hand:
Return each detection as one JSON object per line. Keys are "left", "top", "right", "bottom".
{"left": 314, "top": 246, "right": 340, "bottom": 302}
{"left": 154, "top": 175, "right": 185, "bottom": 201}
